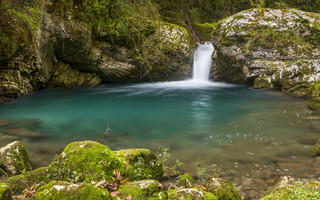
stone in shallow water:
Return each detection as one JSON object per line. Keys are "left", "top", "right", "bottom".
{"left": 0, "top": 120, "right": 9, "bottom": 127}
{"left": 3, "top": 129, "right": 43, "bottom": 139}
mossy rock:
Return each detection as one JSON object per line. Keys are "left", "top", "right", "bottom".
{"left": 34, "top": 181, "right": 111, "bottom": 200}
{"left": 260, "top": 176, "right": 320, "bottom": 200}
{"left": 115, "top": 149, "right": 163, "bottom": 181}
{"left": 47, "top": 141, "right": 122, "bottom": 183}
{"left": 167, "top": 188, "right": 217, "bottom": 200}
{"left": 307, "top": 82, "right": 320, "bottom": 110}
{"left": 312, "top": 140, "right": 320, "bottom": 157}
{"left": 178, "top": 174, "right": 194, "bottom": 188}
{"left": 206, "top": 178, "right": 241, "bottom": 200}
{"left": 117, "top": 179, "right": 163, "bottom": 199}
{"left": 0, "top": 182, "right": 12, "bottom": 200}
{"left": 0, "top": 141, "right": 32, "bottom": 177}
{"left": 253, "top": 76, "right": 272, "bottom": 89}
{"left": 5, "top": 167, "right": 48, "bottom": 195}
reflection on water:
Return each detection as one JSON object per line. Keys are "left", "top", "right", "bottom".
{"left": 0, "top": 81, "right": 320, "bottom": 199}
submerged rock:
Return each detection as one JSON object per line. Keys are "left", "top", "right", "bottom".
{"left": 260, "top": 176, "right": 320, "bottom": 199}
{"left": 0, "top": 141, "right": 32, "bottom": 177}
{"left": 34, "top": 181, "right": 111, "bottom": 200}
{"left": 313, "top": 140, "right": 320, "bottom": 157}
{"left": 206, "top": 178, "right": 241, "bottom": 200}
{"left": 0, "top": 182, "right": 12, "bottom": 200}
{"left": 167, "top": 188, "right": 217, "bottom": 200}
{"left": 3, "top": 129, "right": 43, "bottom": 139}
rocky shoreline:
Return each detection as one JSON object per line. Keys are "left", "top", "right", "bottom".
{"left": 0, "top": 140, "right": 320, "bottom": 199}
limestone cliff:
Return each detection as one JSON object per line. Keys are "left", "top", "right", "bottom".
{"left": 208, "top": 8, "right": 320, "bottom": 109}
{"left": 0, "top": 0, "right": 193, "bottom": 98}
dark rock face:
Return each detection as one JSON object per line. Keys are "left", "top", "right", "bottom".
{"left": 210, "top": 8, "right": 320, "bottom": 108}
{"left": 0, "top": 0, "right": 193, "bottom": 98}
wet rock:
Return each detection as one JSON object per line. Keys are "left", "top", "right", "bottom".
{"left": 3, "top": 129, "right": 43, "bottom": 139}
{"left": 0, "top": 182, "right": 12, "bottom": 200}
{"left": 34, "top": 181, "right": 110, "bottom": 200}
{"left": 0, "top": 141, "right": 32, "bottom": 177}
{"left": 167, "top": 188, "right": 217, "bottom": 200}
{"left": 296, "top": 133, "right": 320, "bottom": 145}
{"left": 313, "top": 140, "right": 320, "bottom": 157}
{"left": 178, "top": 174, "right": 194, "bottom": 188}
{"left": 117, "top": 179, "right": 164, "bottom": 199}
{"left": 206, "top": 178, "right": 241, "bottom": 200}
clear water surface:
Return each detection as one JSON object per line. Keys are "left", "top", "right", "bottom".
{"left": 1, "top": 80, "right": 319, "bottom": 198}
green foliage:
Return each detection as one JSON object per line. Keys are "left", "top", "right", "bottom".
{"left": 157, "top": 147, "right": 181, "bottom": 177}
{"left": 261, "top": 185, "right": 320, "bottom": 200}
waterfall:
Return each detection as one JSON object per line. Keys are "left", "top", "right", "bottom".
{"left": 192, "top": 42, "right": 215, "bottom": 81}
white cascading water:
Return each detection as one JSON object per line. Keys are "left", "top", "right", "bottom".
{"left": 192, "top": 42, "right": 215, "bottom": 81}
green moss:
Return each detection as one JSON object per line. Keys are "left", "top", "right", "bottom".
{"left": 34, "top": 181, "right": 111, "bottom": 200}
{"left": 178, "top": 174, "right": 194, "bottom": 188}
{"left": 194, "top": 23, "right": 216, "bottom": 41}
{"left": 117, "top": 180, "right": 160, "bottom": 199}
{"left": 307, "top": 82, "right": 320, "bottom": 110}
{"left": 5, "top": 167, "right": 48, "bottom": 195}
{"left": 0, "top": 182, "right": 12, "bottom": 200}
{"left": 253, "top": 76, "right": 272, "bottom": 89}
{"left": 167, "top": 188, "right": 217, "bottom": 200}
{"left": 0, "top": 141, "right": 32, "bottom": 177}
{"left": 115, "top": 149, "right": 163, "bottom": 181}
{"left": 312, "top": 140, "right": 320, "bottom": 157}
{"left": 47, "top": 141, "right": 122, "bottom": 183}
{"left": 260, "top": 185, "right": 320, "bottom": 200}
{"left": 206, "top": 178, "right": 241, "bottom": 200}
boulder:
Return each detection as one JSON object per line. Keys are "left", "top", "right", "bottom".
{"left": 206, "top": 178, "right": 241, "bottom": 200}
{"left": 260, "top": 176, "right": 320, "bottom": 199}
{"left": 117, "top": 179, "right": 164, "bottom": 199}
{"left": 46, "top": 141, "right": 122, "bottom": 183}
{"left": 178, "top": 174, "right": 194, "bottom": 188}
{"left": 208, "top": 8, "right": 320, "bottom": 107}
{"left": 34, "top": 181, "right": 111, "bottom": 200}
{"left": 0, "top": 141, "right": 32, "bottom": 177}
{"left": 115, "top": 148, "right": 163, "bottom": 181}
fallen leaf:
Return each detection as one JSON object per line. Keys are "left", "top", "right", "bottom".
{"left": 110, "top": 191, "right": 121, "bottom": 198}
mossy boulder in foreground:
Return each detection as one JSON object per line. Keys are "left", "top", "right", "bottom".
{"left": 115, "top": 149, "right": 163, "bottom": 181}
{"left": 260, "top": 176, "right": 320, "bottom": 200}
{"left": 47, "top": 141, "right": 163, "bottom": 183}
{"left": 178, "top": 173, "right": 194, "bottom": 188}
{"left": 34, "top": 181, "right": 111, "bottom": 200}
{"left": 0, "top": 141, "right": 32, "bottom": 177}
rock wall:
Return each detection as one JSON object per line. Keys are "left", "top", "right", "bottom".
{"left": 0, "top": 0, "right": 193, "bottom": 98}
{"left": 209, "top": 8, "right": 320, "bottom": 109}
